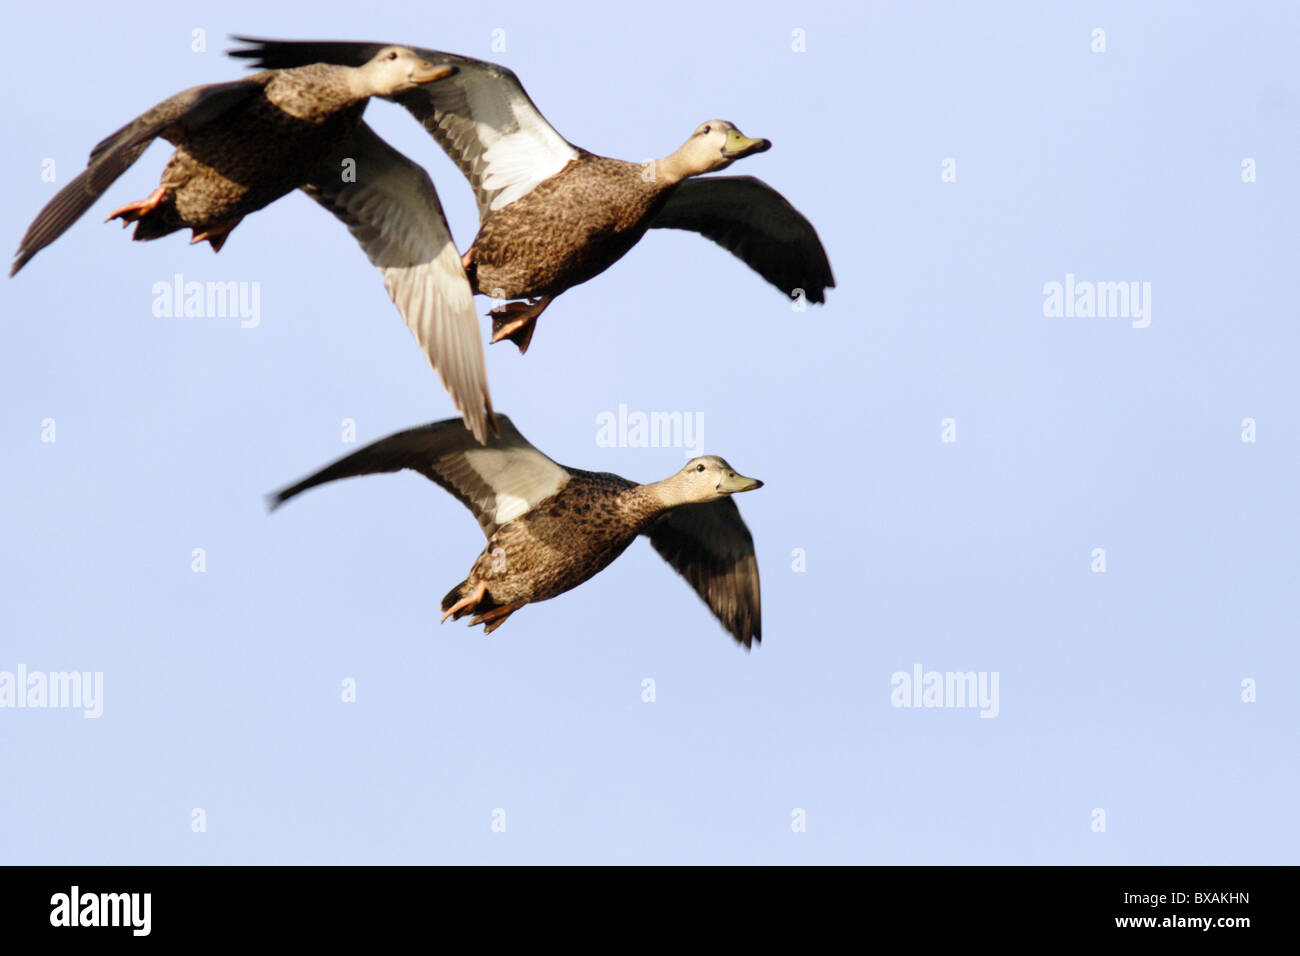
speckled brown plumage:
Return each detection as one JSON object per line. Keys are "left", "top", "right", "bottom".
{"left": 229, "top": 37, "right": 836, "bottom": 335}
{"left": 124, "top": 68, "right": 367, "bottom": 244}
{"left": 270, "top": 416, "right": 764, "bottom": 646}
{"left": 465, "top": 154, "right": 672, "bottom": 300}
{"left": 444, "top": 469, "right": 658, "bottom": 613}
{"left": 11, "top": 49, "right": 453, "bottom": 274}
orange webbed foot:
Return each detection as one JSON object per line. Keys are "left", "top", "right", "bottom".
{"left": 470, "top": 603, "right": 523, "bottom": 635}
{"left": 189, "top": 218, "right": 242, "bottom": 252}
{"left": 106, "top": 185, "right": 168, "bottom": 225}
{"left": 489, "top": 297, "right": 551, "bottom": 355}
{"left": 441, "top": 581, "right": 488, "bottom": 623}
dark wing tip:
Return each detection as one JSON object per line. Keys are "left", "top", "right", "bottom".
{"left": 734, "top": 613, "right": 761, "bottom": 649}
{"left": 226, "top": 36, "right": 267, "bottom": 62}
{"left": 804, "top": 245, "right": 835, "bottom": 303}
{"left": 224, "top": 37, "right": 383, "bottom": 70}
{"left": 792, "top": 257, "right": 834, "bottom": 304}
{"left": 816, "top": 262, "right": 836, "bottom": 299}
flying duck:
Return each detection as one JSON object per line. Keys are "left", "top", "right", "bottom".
{"left": 270, "top": 415, "right": 764, "bottom": 646}
{"left": 11, "top": 48, "right": 501, "bottom": 443}
{"left": 231, "top": 37, "right": 834, "bottom": 354}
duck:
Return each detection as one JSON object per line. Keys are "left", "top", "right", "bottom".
{"left": 11, "top": 48, "right": 500, "bottom": 443}
{"left": 269, "top": 415, "right": 764, "bottom": 646}
{"left": 231, "top": 37, "right": 834, "bottom": 354}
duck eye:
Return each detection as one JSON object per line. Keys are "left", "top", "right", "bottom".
{"left": 702, "top": 125, "right": 712, "bottom": 135}
{"left": 696, "top": 464, "right": 705, "bottom": 472}
{"left": 387, "top": 51, "right": 399, "bottom": 60}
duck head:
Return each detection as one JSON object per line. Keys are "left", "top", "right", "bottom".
{"left": 652, "top": 456, "right": 764, "bottom": 507}
{"left": 350, "top": 47, "right": 456, "bottom": 98}
{"left": 656, "top": 121, "right": 771, "bottom": 184}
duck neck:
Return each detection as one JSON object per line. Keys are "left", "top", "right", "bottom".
{"left": 652, "top": 154, "right": 695, "bottom": 187}
{"left": 635, "top": 474, "right": 706, "bottom": 512}
{"left": 343, "top": 68, "right": 381, "bottom": 102}
{"left": 619, "top": 483, "right": 679, "bottom": 531}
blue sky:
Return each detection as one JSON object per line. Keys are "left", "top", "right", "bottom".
{"left": 1, "top": 1, "right": 1296, "bottom": 864}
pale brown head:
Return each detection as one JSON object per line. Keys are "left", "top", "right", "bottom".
{"left": 350, "top": 46, "right": 455, "bottom": 97}
{"left": 656, "top": 120, "right": 771, "bottom": 183}
{"left": 650, "top": 455, "right": 764, "bottom": 508}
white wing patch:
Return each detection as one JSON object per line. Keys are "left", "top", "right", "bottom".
{"left": 491, "top": 491, "right": 534, "bottom": 526}
{"left": 463, "top": 446, "right": 568, "bottom": 525}
{"left": 466, "top": 84, "right": 578, "bottom": 212}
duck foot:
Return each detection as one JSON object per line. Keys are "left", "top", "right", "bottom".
{"left": 441, "top": 580, "right": 488, "bottom": 623}
{"left": 470, "top": 603, "right": 524, "bottom": 635}
{"left": 106, "top": 185, "right": 168, "bottom": 226}
{"left": 489, "top": 297, "right": 551, "bottom": 355}
{"left": 189, "top": 218, "right": 241, "bottom": 253}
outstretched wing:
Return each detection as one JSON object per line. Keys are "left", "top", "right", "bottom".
{"left": 303, "top": 121, "right": 495, "bottom": 443}
{"left": 11, "top": 77, "right": 268, "bottom": 276}
{"left": 230, "top": 37, "right": 579, "bottom": 218}
{"left": 649, "top": 175, "right": 834, "bottom": 304}
{"left": 647, "top": 498, "right": 762, "bottom": 647}
{"left": 270, "top": 415, "right": 570, "bottom": 539}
